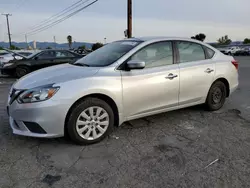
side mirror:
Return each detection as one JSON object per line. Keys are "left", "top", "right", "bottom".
{"left": 34, "top": 56, "right": 39, "bottom": 60}
{"left": 127, "top": 60, "right": 145, "bottom": 70}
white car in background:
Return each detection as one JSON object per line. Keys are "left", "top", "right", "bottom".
{"left": 224, "top": 46, "right": 241, "bottom": 55}
{"left": 0, "top": 51, "right": 32, "bottom": 67}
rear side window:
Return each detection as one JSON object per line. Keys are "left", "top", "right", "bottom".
{"left": 56, "top": 51, "right": 74, "bottom": 58}
{"left": 177, "top": 41, "right": 205, "bottom": 63}
{"left": 205, "top": 47, "right": 215, "bottom": 59}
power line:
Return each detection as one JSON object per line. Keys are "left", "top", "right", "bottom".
{"left": 27, "top": 0, "right": 98, "bottom": 36}
{"left": 12, "top": 0, "right": 92, "bottom": 37}
{"left": 27, "top": 0, "right": 90, "bottom": 32}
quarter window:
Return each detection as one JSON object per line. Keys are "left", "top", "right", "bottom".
{"left": 177, "top": 41, "right": 205, "bottom": 63}
{"left": 129, "top": 42, "right": 173, "bottom": 68}
{"left": 205, "top": 47, "right": 215, "bottom": 59}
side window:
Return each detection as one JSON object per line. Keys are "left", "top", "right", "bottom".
{"left": 56, "top": 51, "right": 74, "bottom": 58}
{"left": 38, "top": 51, "right": 56, "bottom": 59}
{"left": 205, "top": 47, "right": 215, "bottom": 59}
{"left": 129, "top": 42, "right": 173, "bottom": 68}
{"left": 177, "top": 41, "right": 205, "bottom": 63}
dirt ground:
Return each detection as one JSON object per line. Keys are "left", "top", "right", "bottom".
{"left": 0, "top": 57, "right": 249, "bottom": 188}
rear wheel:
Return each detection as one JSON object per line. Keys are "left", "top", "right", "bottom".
{"left": 66, "top": 98, "right": 114, "bottom": 145}
{"left": 16, "top": 66, "right": 30, "bottom": 78}
{"left": 205, "top": 81, "right": 227, "bottom": 111}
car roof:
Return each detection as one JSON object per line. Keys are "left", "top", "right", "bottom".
{"left": 43, "top": 49, "right": 70, "bottom": 51}
{"left": 127, "top": 36, "right": 202, "bottom": 42}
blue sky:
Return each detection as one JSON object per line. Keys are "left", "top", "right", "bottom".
{"left": 0, "top": 0, "right": 249, "bottom": 43}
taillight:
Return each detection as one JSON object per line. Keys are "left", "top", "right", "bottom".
{"left": 231, "top": 60, "right": 238, "bottom": 70}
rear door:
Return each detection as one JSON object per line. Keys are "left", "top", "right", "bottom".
{"left": 176, "top": 41, "right": 215, "bottom": 106}
{"left": 54, "top": 51, "right": 78, "bottom": 65}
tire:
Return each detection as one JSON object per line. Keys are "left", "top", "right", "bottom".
{"left": 66, "top": 98, "right": 114, "bottom": 145}
{"left": 205, "top": 81, "right": 227, "bottom": 111}
{"left": 16, "top": 66, "right": 30, "bottom": 78}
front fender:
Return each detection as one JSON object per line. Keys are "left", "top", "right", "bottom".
{"left": 53, "top": 76, "right": 123, "bottom": 122}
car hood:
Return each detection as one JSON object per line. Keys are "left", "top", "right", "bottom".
{"left": 13, "top": 64, "right": 100, "bottom": 89}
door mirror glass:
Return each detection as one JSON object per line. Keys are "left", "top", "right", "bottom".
{"left": 127, "top": 60, "right": 145, "bottom": 70}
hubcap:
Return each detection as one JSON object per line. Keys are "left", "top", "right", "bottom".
{"left": 18, "top": 68, "right": 27, "bottom": 76}
{"left": 212, "top": 87, "right": 223, "bottom": 104}
{"left": 76, "top": 106, "right": 109, "bottom": 140}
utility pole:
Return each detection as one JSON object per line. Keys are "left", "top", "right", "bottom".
{"left": 2, "top": 13, "right": 12, "bottom": 48}
{"left": 25, "top": 34, "right": 27, "bottom": 44}
{"left": 53, "top": 36, "right": 56, "bottom": 49}
{"left": 127, "top": 0, "right": 132, "bottom": 38}
{"left": 25, "top": 34, "right": 28, "bottom": 49}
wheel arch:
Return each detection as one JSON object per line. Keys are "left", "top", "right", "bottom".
{"left": 211, "top": 77, "right": 230, "bottom": 97}
{"left": 64, "top": 93, "right": 120, "bottom": 136}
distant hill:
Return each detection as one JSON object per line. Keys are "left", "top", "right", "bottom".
{"left": 0, "top": 41, "right": 93, "bottom": 50}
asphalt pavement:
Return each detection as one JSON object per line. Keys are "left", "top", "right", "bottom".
{"left": 0, "top": 57, "right": 250, "bottom": 188}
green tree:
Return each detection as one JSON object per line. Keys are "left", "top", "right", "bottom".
{"left": 217, "top": 35, "right": 232, "bottom": 45}
{"left": 10, "top": 45, "right": 20, "bottom": 50}
{"left": 243, "top": 38, "right": 250, "bottom": 44}
{"left": 191, "top": 33, "right": 206, "bottom": 42}
{"left": 0, "top": 46, "right": 3, "bottom": 50}
{"left": 92, "top": 42, "right": 104, "bottom": 51}
{"left": 67, "top": 35, "right": 72, "bottom": 49}
{"left": 46, "top": 46, "right": 52, "bottom": 49}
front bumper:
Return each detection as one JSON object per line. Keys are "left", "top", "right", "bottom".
{"left": 1, "top": 67, "right": 15, "bottom": 76}
{"left": 8, "top": 99, "right": 71, "bottom": 138}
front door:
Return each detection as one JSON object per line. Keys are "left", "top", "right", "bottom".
{"left": 33, "top": 51, "right": 56, "bottom": 70}
{"left": 176, "top": 41, "right": 215, "bottom": 106}
{"left": 121, "top": 41, "right": 180, "bottom": 119}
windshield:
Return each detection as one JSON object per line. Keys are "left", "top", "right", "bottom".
{"left": 27, "top": 51, "right": 40, "bottom": 59}
{"left": 74, "top": 40, "right": 142, "bottom": 67}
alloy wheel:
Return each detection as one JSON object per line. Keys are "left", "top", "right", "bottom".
{"left": 76, "top": 106, "right": 109, "bottom": 140}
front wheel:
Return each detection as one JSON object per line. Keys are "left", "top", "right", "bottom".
{"left": 66, "top": 98, "right": 114, "bottom": 145}
{"left": 16, "top": 66, "right": 30, "bottom": 78}
{"left": 205, "top": 81, "right": 227, "bottom": 111}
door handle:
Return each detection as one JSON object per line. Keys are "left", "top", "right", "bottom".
{"left": 205, "top": 68, "right": 214, "bottom": 73}
{"left": 165, "top": 73, "right": 178, "bottom": 80}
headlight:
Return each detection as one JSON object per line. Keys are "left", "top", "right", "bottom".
{"left": 3, "top": 63, "right": 14, "bottom": 67}
{"left": 17, "top": 85, "right": 59, "bottom": 103}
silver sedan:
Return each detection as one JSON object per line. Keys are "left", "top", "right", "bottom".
{"left": 7, "top": 37, "right": 239, "bottom": 144}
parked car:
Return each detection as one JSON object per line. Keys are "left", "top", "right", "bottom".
{"left": 1, "top": 49, "right": 83, "bottom": 78}
{"left": 0, "top": 51, "right": 33, "bottom": 66}
{"left": 73, "top": 48, "right": 92, "bottom": 55}
{"left": 220, "top": 46, "right": 240, "bottom": 55}
{"left": 7, "top": 37, "right": 238, "bottom": 144}
{"left": 234, "top": 47, "right": 250, "bottom": 56}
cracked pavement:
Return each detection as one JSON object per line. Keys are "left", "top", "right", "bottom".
{"left": 0, "top": 57, "right": 250, "bottom": 188}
